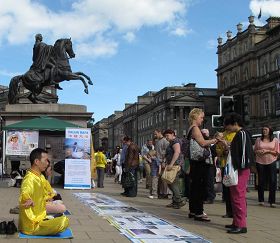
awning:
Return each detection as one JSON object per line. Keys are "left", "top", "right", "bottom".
{"left": 3, "top": 116, "right": 81, "bottom": 131}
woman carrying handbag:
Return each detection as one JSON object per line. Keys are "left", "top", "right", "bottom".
{"left": 163, "top": 129, "right": 185, "bottom": 209}
{"left": 222, "top": 113, "right": 255, "bottom": 234}
{"left": 188, "top": 108, "right": 217, "bottom": 222}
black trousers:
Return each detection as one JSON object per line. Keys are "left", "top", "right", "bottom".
{"left": 184, "top": 173, "right": 190, "bottom": 198}
{"left": 125, "top": 168, "right": 138, "bottom": 197}
{"left": 11, "top": 161, "right": 20, "bottom": 173}
{"left": 256, "top": 162, "right": 277, "bottom": 204}
{"left": 221, "top": 167, "right": 232, "bottom": 216}
{"left": 204, "top": 164, "right": 216, "bottom": 201}
{"left": 189, "top": 160, "right": 207, "bottom": 215}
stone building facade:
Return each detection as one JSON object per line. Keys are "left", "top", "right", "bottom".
{"left": 0, "top": 85, "right": 8, "bottom": 112}
{"left": 93, "top": 118, "right": 109, "bottom": 151}
{"left": 96, "top": 83, "right": 218, "bottom": 153}
{"left": 216, "top": 16, "right": 280, "bottom": 134}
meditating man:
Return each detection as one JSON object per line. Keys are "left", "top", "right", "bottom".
{"left": 19, "top": 148, "right": 69, "bottom": 235}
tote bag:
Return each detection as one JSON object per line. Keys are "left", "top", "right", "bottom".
{"left": 161, "top": 165, "right": 181, "bottom": 184}
{"left": 222, "top": 152, "right": 238, "bottom": 187}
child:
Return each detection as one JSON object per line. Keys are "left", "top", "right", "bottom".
{"left": 147, "top": 150, "right": 161, "bottom": 199}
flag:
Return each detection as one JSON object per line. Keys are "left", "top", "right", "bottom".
{"left": 258, "top": 8, "right": 262, "bottom": 19}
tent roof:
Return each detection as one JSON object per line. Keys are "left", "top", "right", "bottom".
{"left": 4, "top": 116, "right": 81, "bottom": 131}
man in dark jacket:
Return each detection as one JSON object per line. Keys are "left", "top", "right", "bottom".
{"left": 122, "top": 137, "right": 139, "bottom": 197}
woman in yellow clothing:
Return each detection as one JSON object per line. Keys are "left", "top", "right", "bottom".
{"left": 95, "top": 147, "right": 107, "bottom": 188}
{"left": 19, "top": 148, "right": 69, "bottom": 235}
{"left": 216, "top": 130, "right": 236, "bottom": 218}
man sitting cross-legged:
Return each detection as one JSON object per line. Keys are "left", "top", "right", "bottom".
{"left": 19, "top": 148, "right": 69, "bottom": 235}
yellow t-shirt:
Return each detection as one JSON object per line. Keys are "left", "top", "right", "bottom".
{"left": 95, "top": 152, "right": 107, "bottom": 168}
{"left": 216, "top": 131, "right": 236, "bottom": 168}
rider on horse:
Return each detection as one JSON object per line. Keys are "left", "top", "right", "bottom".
{"left": 30, "top": 34, "right": 62, "bottom": 90}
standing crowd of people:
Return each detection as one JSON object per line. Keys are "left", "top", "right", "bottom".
{"left": 11, "top": 108, "right": 279, "bottom": 237}
{"left": 97, "top": 108, "right": 279, "bottom": 235}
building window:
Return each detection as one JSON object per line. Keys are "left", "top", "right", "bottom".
{"left": 222, "top": 77, "right": 227, "bottom": 89}
{"left": 170, "top": 91, "right": 175, "bottom": 98}
{"left": 275, "top": 56, "right": 280, "bottom": 70}
{"left": 231, "top": 72, "right": 237, "bottom": 85}
{"left": 264, "top": 99, "right": 269, "bottom": 117}
{"left": 261, "top": 92, "right": 270, "bottom": 117}
{"left": 263, "top": 62, "right": 268, "bottom": 75}
{"left": 232, "top": 47, "right": 236, "bottom": 58}
{"left": 244, "top": 68, "right": 249, "bottom": 81}
{"left": 183, "top": 108, "right": 188, "bottom": 120}
{"left": 244, "top": 42, "right": 247, "bottom": 52}
{"left": 173, "top": 108, "right": 177, "bottom": 120}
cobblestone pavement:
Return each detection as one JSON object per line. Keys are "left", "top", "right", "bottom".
{"left": 0, "top": 177, "right": 279, "bottom": 243}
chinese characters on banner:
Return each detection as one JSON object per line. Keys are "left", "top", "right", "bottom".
{"left": 6, "top": 130, "right": 39, "bottom": 156}
{"left": 64, "top": 128, "right": 91, "bottom": 189}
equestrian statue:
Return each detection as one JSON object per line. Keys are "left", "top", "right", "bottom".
{"left": 8, "top": 34, "right": 93, "bottom": 104}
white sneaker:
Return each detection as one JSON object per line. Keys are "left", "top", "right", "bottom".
{"left": 148, "top": 195, "right": 154, "bottom": 199}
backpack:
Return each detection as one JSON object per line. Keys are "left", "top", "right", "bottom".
{"left": 180, "top": 137, "right": 190, "bottom": 159}
{"left": 180, "top": 126, "right": 194, "bottom": 159}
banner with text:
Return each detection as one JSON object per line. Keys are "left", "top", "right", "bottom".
{"left": 64, "top": 128, "right": 91, "bottom": 189}
{"left": 6, "top": 130, "right": 39, "bottom": 156}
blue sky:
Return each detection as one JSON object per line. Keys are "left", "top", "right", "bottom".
{"left": 0, "top": 0, "right": 278, "bottom": 122}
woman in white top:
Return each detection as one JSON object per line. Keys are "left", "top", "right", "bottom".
{"left": 113, "top": 148, "right": 122, "bottom": 183}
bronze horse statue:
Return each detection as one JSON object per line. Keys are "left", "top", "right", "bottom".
{"left": 8, "top": 38, "right": 93, "bottom": 104}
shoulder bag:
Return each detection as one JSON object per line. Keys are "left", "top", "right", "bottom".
{"left": 161, "top": 165, "right": 181, "bottom": 184}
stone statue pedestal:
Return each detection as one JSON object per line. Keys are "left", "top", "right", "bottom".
{"left": 1, "top": 103, "right": 93, "bottom": 173}
{"left": 2, "top": 103, "right": 93, "bottom": 127}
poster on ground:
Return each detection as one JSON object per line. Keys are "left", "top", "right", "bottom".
{"left": 6, "top": 130, "right": 38, "bottom": 156}
{"left": 64, "top": 128, "right": 91, "bottom": 189}
{"left": 74, "top": 193, "right": 211, "bottom": 243}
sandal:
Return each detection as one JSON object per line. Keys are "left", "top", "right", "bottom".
{"left": 194, "top": 215, "right": 211, "bottom": 222}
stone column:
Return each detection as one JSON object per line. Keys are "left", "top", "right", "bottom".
{"left": 167, "top": 107, "right": 174, "bottom": 129}
{"left": 179, "top": 107, "right": 183, "bottom": 137}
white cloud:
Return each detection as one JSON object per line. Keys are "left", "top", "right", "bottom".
{"left": 123, "top": 32, "right": 136, "bottom": 43}
{"left": 0, "top": 69, "right": 20, "bottom": 78}
{"left": 76, "top": 38, "right": 118, "bottom": 58}
{"left": 250, "top": 0, "right": 280, "bottom": 18}
{"left": 0, "top": 0, "right": 191, "bottom": 58}
{"left": 170, "top": 26, "right": 190, "bottom": 37}
{"left": 207, "top": 39, "right": 217, "bottom": 49}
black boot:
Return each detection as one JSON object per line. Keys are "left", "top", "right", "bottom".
{"left": 0, "top": 221, "right": 7, "bottom": 234}
{"left": 6, "top": 220, "right": 17, "bottom": 235}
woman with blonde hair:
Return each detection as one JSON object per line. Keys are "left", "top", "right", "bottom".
{"left": 187, "top": 108, "right": 217, "bottom": 221}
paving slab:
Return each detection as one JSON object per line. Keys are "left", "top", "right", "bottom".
{"left": 0, "top": 177, "right": 279, "bottom": 243}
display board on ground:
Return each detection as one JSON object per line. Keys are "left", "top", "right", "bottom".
{"left": 74, "top": 192, "right": 211, "bottom": 243}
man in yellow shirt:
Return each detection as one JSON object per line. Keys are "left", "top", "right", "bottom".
{"left": 95, "top": 147, "right": 107, "bottom": 188}
{"left": 19, "top": 148, "right": 69, "bottom": 235}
